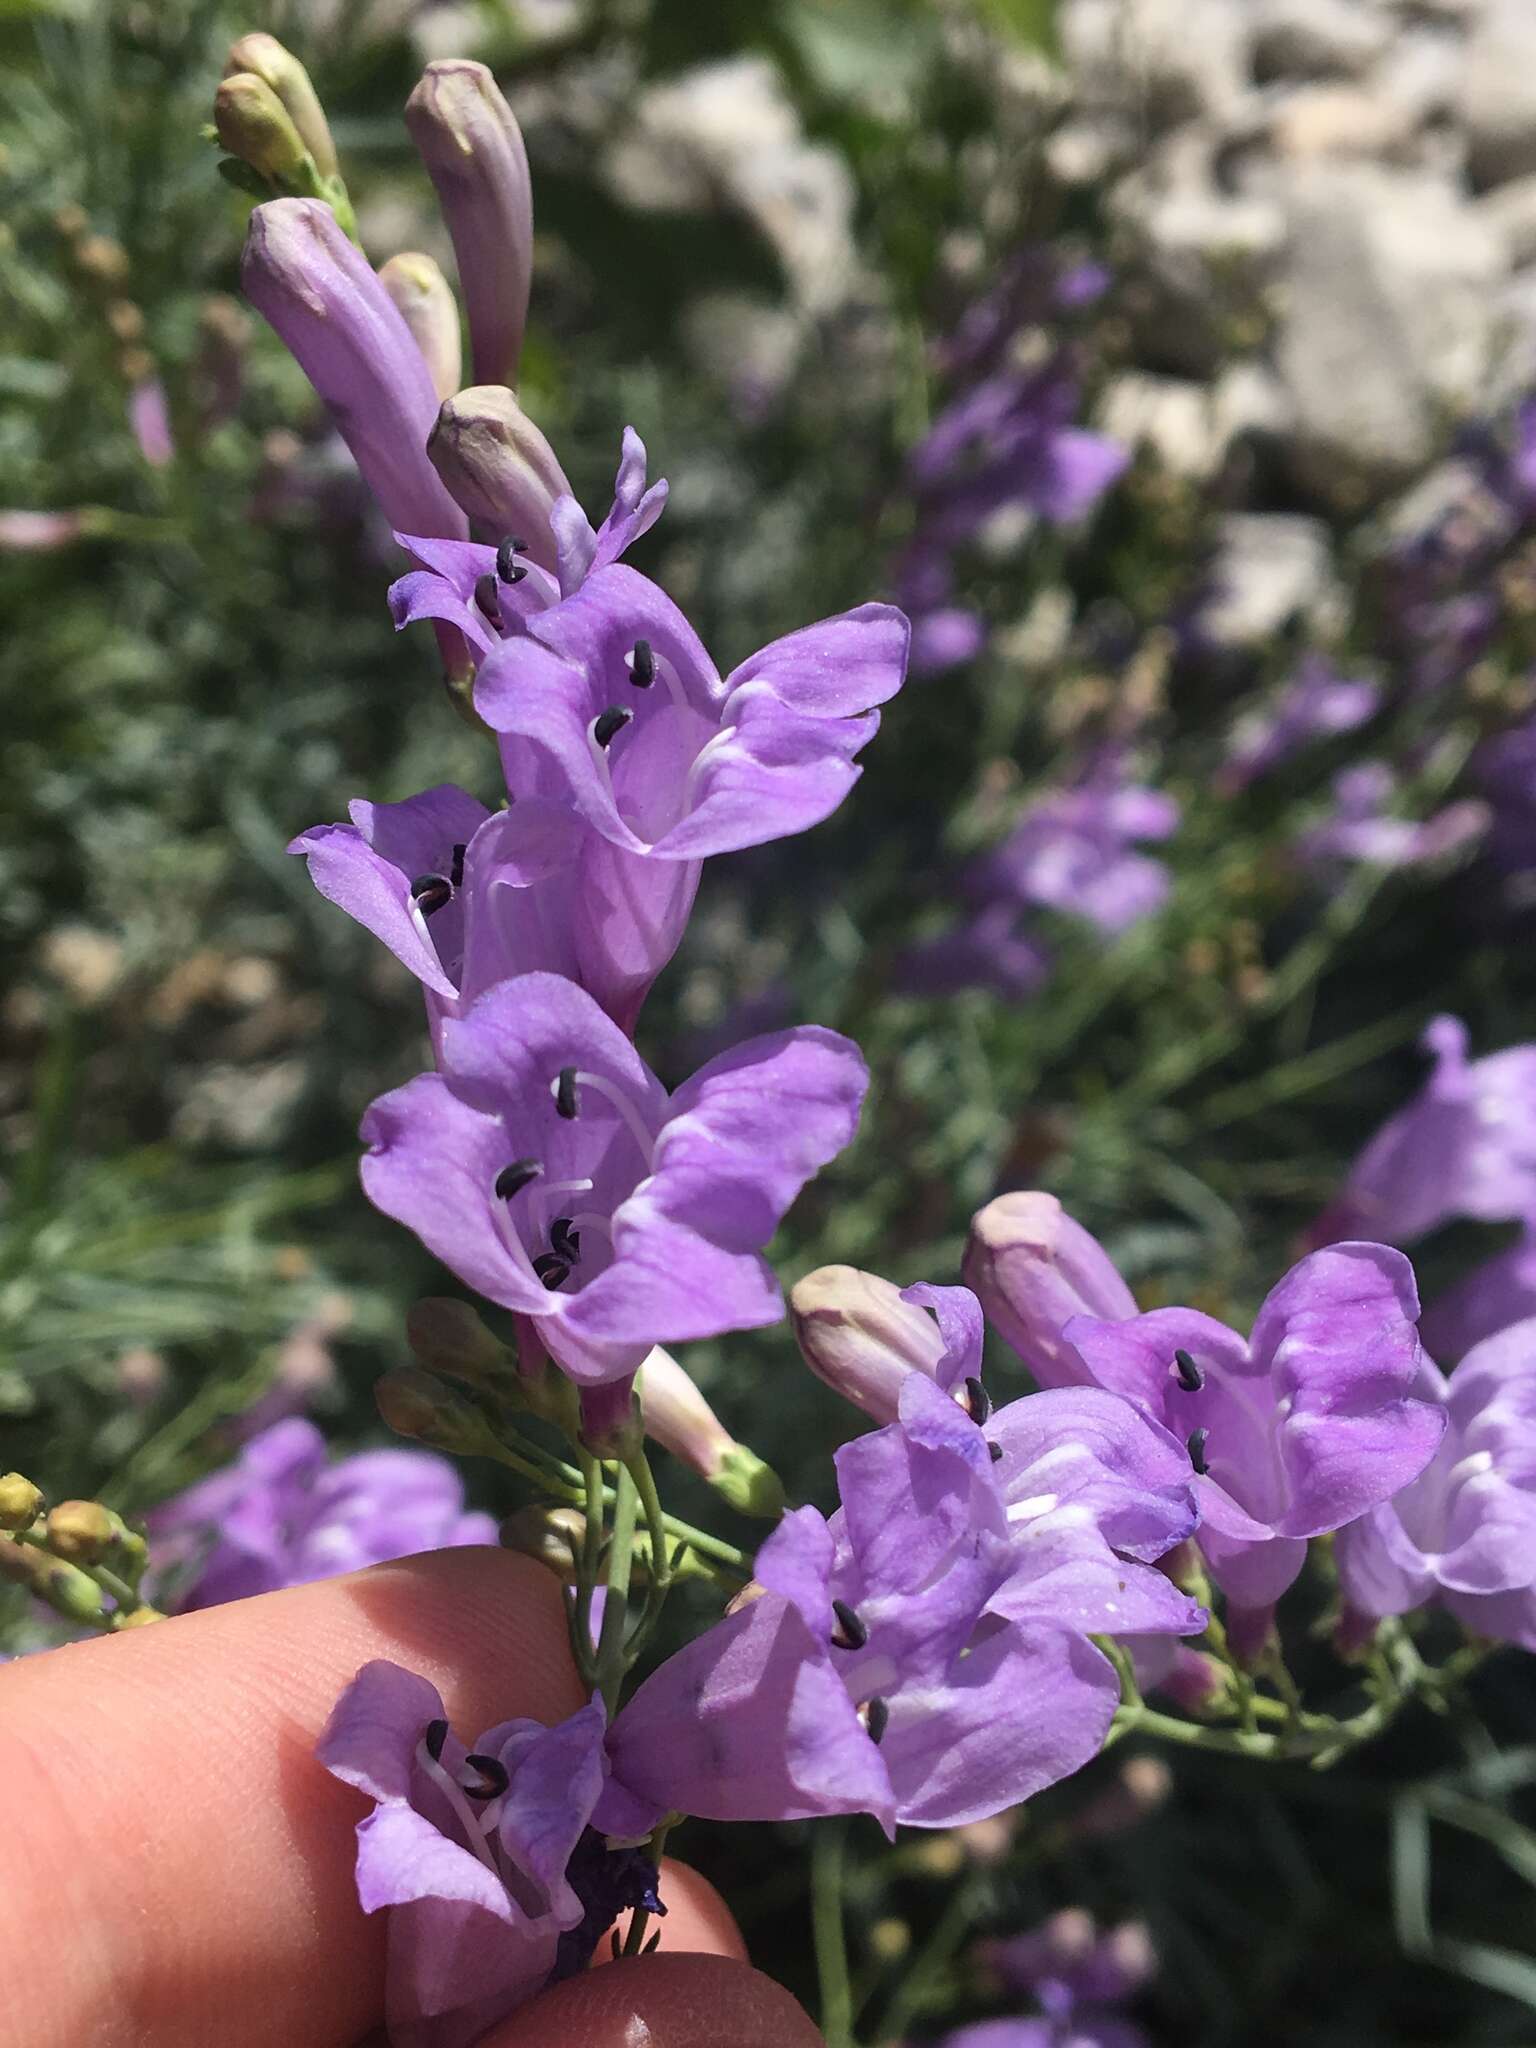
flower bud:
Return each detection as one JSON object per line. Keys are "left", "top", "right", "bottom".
{"left": 45, "top": 1499, "right": 115, "bottom": 1565}
{"left": 215, "top": 73, "right": 310, "bottom": 187}
{"left": 963, "top": 1192, "right": 1135, "bottom": 1387}
{"left": 375, "top": 1366, "right": 496, "bottom": 1456}
{"left": 427, "top": 384, "right": 570, "bottom": 569}
{"left": 379, "top": 253, "right": 462, "bottom": 402}
{"left": 789, "top": 1265, "right": 948, "bottom": 1424}
{"left": 241, "top": 199, "right": 468, "bottom": 544}
{"left": 407, "top": 1296, "right": 515, "bottom": 1390}
{"left": 0, "top": 1471, "right": 44, "bottom": 1533}
{"left": 635, "top": 1347, "right": 786, "bottom": 1518}
{"left": 225, "top": 33, "right": 339, "bottom": 181}
{"left": 500, "top": 1504, "right": 586, "bottom": 1581}
{"left": 405, "top": 61, "right": 532, "bottom": 388}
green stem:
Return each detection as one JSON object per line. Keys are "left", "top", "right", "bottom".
{"left": 877, "top": 1875, "right": 981, "bottom": 2045}
{"left": 570, "top": 1450, "right": 606, "bottom": 1689}
{"left": 812, "top": 1820, "right": 855, "bottom": 2048}
{"left": 593, "top": 1466, "right": 639, "bottom": 1717}
{"left": 487, "top": 1430, "right": 748, "bottom": 1570}
{"left": 623, "top": 1447, "right": 674, "bottom": 1665}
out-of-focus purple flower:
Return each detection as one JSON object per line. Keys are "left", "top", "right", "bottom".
{"left": 241, "top": 198, "right": 469, "bottom": 545}
{"left": 1308, "top": 1016, "right": 1536, "bottom": 1249}
{"left": 604, "top": 1373, "right": 1202, "bottom": 1834}
{"left": 318, "top": 1661, "right": 660, "bottom": 2048}
{"left": 911, "top": 606, "right": 987, "bottom": 676}
{"left": 360, "top": 972, "right": 867, "bottom": 1390}
{"left": 1422, "top": 1221, "right": 1536, "bottom": 1362}
{"left": 948, "top": 1911, "right": 1153, "bottom": 2048}
{"left": 1217, "top": 653, "right": 1379, "bottom": 795}
{"left": 964, "top": 1192, "right": 1137, "bottom": 1389}
{"left": 1337, "top": 1319, "right": 1536, "bottom": 1649}
{"left": 789, "top": 1267, "right": 985, "bottom": 1424}
{"left": 1294, "top": 763, "right": 1488, "bottom": 877}
{"left": 144, "top": 1419, "right": 496, "bottom": 1611}
{"left": 897, "top": 904, "right": 1053, "bottom": 1002}
{"left": 1065, "top": 1244, "right": 1445, "bottom": 1626}
{"left": 127, "top": 377, "right": 175, "bottom": 468}
{"left": 976, "top": 762, "right": 1178, "bottom": 937}
{"left": 1478, "top": 714, "right": 1536, "bottom": 901}
{"left": 0, "top": 509, "right": 87, "bottom": 551}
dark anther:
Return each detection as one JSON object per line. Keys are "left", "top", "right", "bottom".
{"left": 1173, "top": 1348, "right": 1205, "bottom": 1393}
{"left": 494, "top": 1157, "right": 542, "bottom": 1200}
{"left": 550, "top": 1216, "right": 582, "bottom": 1263}
{"left": 555, "top": 1066, "right": 578, "bottom": 1119}
{"left": 496, "top": 535, "right": 528, "bottom": 584}
{"left": 861, "top": 1696, "right": 890, "bottom": 1746}
{"left": 450, "top": 842, "right": 467, "bottom": 889}
{"left": 963, "top": 1375, "right": 992, "bottom": 1425}
{"left": 424, "top": 1717, "right": 449, "bottom": 1764}
{"left": 410, "top": 873, "right": 452, "bottom": 917}
{"left": 593, "top": 705, "right": 633, "bottom": 750}
{"left": 988, "top": 1440, "right": 1004, "bottom": 1463}
{"left": 532, "top": 1252, "right": 571, "bottom": 1291}
{"left": 462, "top": 1753, "right": 510, "bottom": 1801}
{"left": 1187, "top": 1426, "right": 1210, "bottom": 1476}
{"left": 830, "top": 1597, "right": 868, "bottom": 1651}
{"left": 630, "top": 638, "right": 655, "bottom": 687}
{"left": 474, "top": 572, "right": 502, "bottom": 625}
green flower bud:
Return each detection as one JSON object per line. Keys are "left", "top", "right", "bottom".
{"left": 500, "top": 1504, "right": 586, "bottom": 1581}
{"left": 710, "top": 1444, "right": 787, "bottom": 1522}
{"left": 45, "top": 1499, "right": 116, "bottom": 1566}
{"left": 225, "top": 33, "right": 339, "bottom": 181}
{"left": 0, "top": 1472, "right": 44, "bottom": 1533}
{"left": 214, "top": 73, "right": 310, "bottom": 188}
{"left": 406, "top": 1297, "right": 515, "bottom": 1391}
{"left": 375, "top": 1365, "right": 499, "bottom": 1457}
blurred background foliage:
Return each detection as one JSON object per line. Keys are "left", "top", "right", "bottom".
{"left": 6, "top": 0, "right": 1536, "bottom": 2040}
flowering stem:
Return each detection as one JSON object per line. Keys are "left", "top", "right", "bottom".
{"left": 483, "top": 1428, "right": 749, "bottom": 1571}
{"left": 594, "top": 1464, "right": 639, "bottom": 1717}
{"left": 622, "top": 1447, "right": 674, "bottom": 1667}
{"left": 812, "top": 1819, "right": 856, "bottom": 2048}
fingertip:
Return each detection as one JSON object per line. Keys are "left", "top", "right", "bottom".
{"left": 484, "top": 1953, "right": 825, "bottom": 2048}
{"left": 603, "top": 1860, "right": 748, "bottom": 1967}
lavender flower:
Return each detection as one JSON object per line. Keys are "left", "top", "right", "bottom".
{"left": 789, "top": 1267, "right": 985, "bottom": 1423}
{"left": 955, "top": 1912, "right": 1153, "bottom": 2048}
{"left": 1294, "top": 763, "right": 1487, "bottom": 878}
{"left": 898, "top": 903, "right": 1054, "bottom": 1002}
{"left": 144, "top": 1419, "right": 496, "bottom": 1611}
{"left": 359, "top": 972, "right": 867, "bottom": 1390}
{"left": 1217, "top": 653, "right": 1379, "bottom": 795}
{"left": 1065, "top": 1244, "right": 1446, "bottom": 1626}
{"left": 604, "top": 1372, "right": 1202, "bottom": 1833}
{"left": 975, "top": 762, "right": 1178, "bottom": 937}
{"left": 1477, "top": 712, "right": 1536, "bottom": 905}
{"left": 1308, "top": 1016, "right": 1536, "bottom": 1249}
{"left": 1336, "top": 1319, "right": 1536, "bottom": 1650}
{"left": 964, "top": 1193, "right": 1137, "bottom": 1389}
{"left": 318, "top": 1662, "right": 659, "bottom": 2048}
{"left": 1422, "top": 1221, "right": 1536, "bottom": 1362}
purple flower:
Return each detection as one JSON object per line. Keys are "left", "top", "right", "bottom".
{"left": 975, "top": 762, "right": 1178, "bottom": 937}
{"left": 955, "top": 1912, "right": 1154, "bottom": 2048}
{"left": 910, "top": 605, "right": 987, "bottom": 676}
{"left": 359, "top": 972, "right": 867, "bottom": 1388}
{"left": 1308, "top": 1016, "right": 1536, "bottom": 1249}
{"left": 789, "top": 1267, "right": 986, "bottom": 1423}
{"left": 897, "top": 904, "right": 1053, "bottom": 1002}
{"left": 1294, "top": 763, "right": 1487, "bottom": 877}
{"left": 604, "top": 1373, "right": 1202, "bottom": 1834}
{"left": 1422, "top": 1221, "right": 1536, "bottom": 1362}
{"left": 964, "top": 1193, "right": 1137, "bottom": 1390}
{"left": 318, "top": 1661, "right": 660, "bottom": 2048}
{"left": 1336, "top": 1318, "right": 1536, "bottom": 1650}
{"left": 1065, "top": 1244, "right": 1446, "bottom": 1617}
{"left": 1217, "top": 653, "right": 1379, "bottom": 795}
{"left": 1478, "top": 713, "right": 1536, "bottom": 895}
{"left": 144, "top": 1419, "right": 496, "bottom": 1611}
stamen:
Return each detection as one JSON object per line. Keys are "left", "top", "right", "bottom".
{"left": 555, "top": 1066, "right": 579, "bottom": 1119}
{"left": 450, "top": 842, "right": 467, "bottom": 889}
{"left": 682, "top": 724, "right": 738, "bottom": 810}
{"left": 1173, "top": 1348, "right": 1205, "bottom": 1393}
{"left": 1187, "top": 1426, "right": 1210, "bottom": 1476}
{"left": 561, "top": 1070, "right": 656, "bottom": 1169}
{"left": 474, "top": 572, "right": 501, "bottom": 625}
{"left": 415, "top": 1731, "right": 502, "bottom": 1879}
{"left": 496, "top": 535, "right": 528, "bottom": 584}
{"left": 963, "top": 1376, "right": 992, "bottom": 1425}
{"left": 424, "top": 1717, "right": 449, "bottom": 1764}
{"left": 494, "top": 1158, "right": 542, "bottom": 1200}
{"left": 410, "top": 873, "right": 452, "bottom": 917}
{"left": 830, "top": 1598, "right": 868, "bottom": 1651}
{"left": 532, "top": 1253, "right": 570, "bottom": 1291}
{"left": 462, "top": 1752, "right": 510, "bottom": 1801}
{"left": 859, "top": 1697, "right": 890, "bottom": 1745}
{"left": 593, "top": 705, "right": 633, "bottom": 750}
{"left": 541, "top": 1177, "right": 595, "bottom": 1201}
{"left": 988, "top": 1440, "right": 1004, "bottom": 1463}
{"left": 629, "top": 638, "right": 655, "bottom": 687}
{"left": 550, "top": 1216, "right": 581, "bottom": 1263}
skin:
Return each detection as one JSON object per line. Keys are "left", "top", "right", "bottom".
{"left": 0, "top": 1547, "right": 824, "bottom": 2048}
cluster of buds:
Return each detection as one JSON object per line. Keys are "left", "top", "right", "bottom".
{"left": 0, "top": 1472, "right": 160, "bottom": 1632}
{"left": 211, "top": 34, "right": 354, "bottom": 237}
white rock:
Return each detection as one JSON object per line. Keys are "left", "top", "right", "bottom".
{"left": 1097, "top": 373, "right": 1226, "bottom": 479}
{"left": 1462, "top": 0, "right": 1536, "bottom": 187}
{"left": 1060, "top": 0, "right": 1252, "bottom": 127}
{"left": 1266, "top": 82, "right": 1413, "bottom": 159}
{"left": 1475, "top": 174, "right": 1536, "bottom": 268}
{"left": 1199, "top": 513, "right": 1337, "bottom": 647}
{"left": 1252, "top": 0, "right": 1393, "bottom": 80}
{"left": 1369, "top": 25, "right": 1463, "bottom": 127}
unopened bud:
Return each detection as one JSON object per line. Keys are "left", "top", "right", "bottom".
{"left": 45, "top": 1499, "right": 115, "bottom": 1565}
{"left": 789, "top": 1266, "right": 948, "bottom": 1424}
{"left": 963, "top": 1192, "right": 1135, "bottom": 1388}
{"left": 379, "top": 253, "right": 462, "bottom": 402}
{"left": 215, "top": 73, "right": 310, "bottom": 187}
{"left": 407, "top": 1297, "right": 514, "bottom": 1389}
{"left": 635, "top": 1347, "right": 786, "bottom": 1518}
{"left": 711, "top": 1444, "right": 787, "bottom": 1520}
{"left": 428, "top": 385, "right": 571, "bottom": 570}
{"left": 578, "top": 1377, "right": 645, "bottom": 1461}
{"left": 500, "top": 1504, "right": 586, "bottom": 1580}
{"left": 405, "top": 61, "right": 532, "bottom": 387}
{"left": 0, "top": 1472, "right": 44, "bottom": 1532}
{"left": 375, "top": 1366, "right": 496, "bottom": 1456}
{"left": 225, "top": 33, "right": 339, "bottom": 181}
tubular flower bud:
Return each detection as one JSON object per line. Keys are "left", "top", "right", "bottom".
{"left": 427, "top": 384, "right": 571, "bottom": 569}
{"left": 214, "top": 73, "right": 310, "bottom": 186}
{"left": 406, "top": 1296, "right": 515, "bottom": 1391}
{"left": 405, "top": 61, "right": 532, "bottom": 389}
{"left": 375, "top": 1366, "right": 497, "bottom": 1457}
{"left": 225, "top": 33, "right": 339, "bottom": 181}
{"left": 962, "top": 1191, "right": 1137, "bottom": 1388}
{"left": 241, "top": 199, "right": 468, "bottom": 544}
{"left": 45, "top": 1499, "right": 117, "bottom": 1566}
{"left": 379, "top": 252, "right": 462, "bottom": 402}
{"left": 0, "top": 1471, "right": 44, "bottom": 1533}
{"left": 789, "top": 1265, "right": 950, "bottom": 1424}
{"left": 636, "top": 1346, "right": 786, "bottom": 1519}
